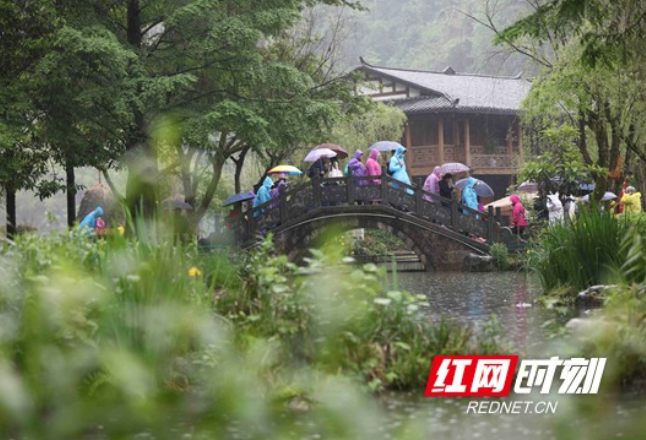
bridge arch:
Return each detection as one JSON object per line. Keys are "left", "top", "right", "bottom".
{"left": 268, "top": 207, "right": 489, "bottom": 271}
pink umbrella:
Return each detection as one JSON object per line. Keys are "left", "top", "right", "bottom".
{"left": 438, "top": 162, "right": 470, "bottom": 174}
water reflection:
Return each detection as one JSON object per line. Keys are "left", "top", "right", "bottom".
{"left": 394, "top": 271, "right": 560, "bottom": 353}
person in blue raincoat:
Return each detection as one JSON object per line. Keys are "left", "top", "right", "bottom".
{"left": 461, "top": 177, "right": 479, "bottom": 217}
{"left": 77, "top": 207, "right": 104, "bottom": 232}
{"left": 252, "top": 176, "right": 273, "bottom": 218}
{"left": 388, "top": 146, "right": 413, "bottom": 195}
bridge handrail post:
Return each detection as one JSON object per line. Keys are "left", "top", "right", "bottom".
{"left": 487, "top": 206, "right": 495, "bottom": 241}
{"left": 451, "top": 191, "right": 459, "bottom": 230}
{"left": 312, "top": 176, "right": 322, "bottom": 208}
{"left": 280, "top": 192, "right": 288, "bottom": 224}
{"left": 415, "top": 186, "right": 422, "bottom": 214}
{"left": 248, "top": 208, "right": 257, "bottom": 238}
{"left": 347, "top": 168, "right": 355, "bottom": 205}
{"left": 380, "top": 167, "right": 388, "bottom": 205}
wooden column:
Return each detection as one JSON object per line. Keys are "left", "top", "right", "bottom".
{"left": 507, "top": 123, "right": 513, "bottom": 154}
{"left": 438, "top": 117, "right": 445, "bottom": 165}
{"left": 405, "top": 122, "right": 412, "bottom": 169}
{"left": 405, "top": 122, "right": 412, "bottom": 149}
{"left": 517, "top": 121, "right": 524, "bottom": 157}
{"left": 464, "top": 117, "right": 471, "bottom": 167}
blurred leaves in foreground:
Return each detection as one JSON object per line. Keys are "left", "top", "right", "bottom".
{"left": 0, "top": 231, "right": 506, "bottom": 439}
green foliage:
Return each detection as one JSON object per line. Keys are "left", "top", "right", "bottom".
{"left": 218, "top": 237, "right": 509, "bottom": 391}
{"left": 328, "top": 102, "right": 407, "bottom": 150}
{"left": 489, "top": 243, "right": 511, "bottom": 270}
{"left": 519, "top": 125, "right": 605, "bottom": 195}
{"left": 527, "top": 208, "right": 625, "bottom": 295}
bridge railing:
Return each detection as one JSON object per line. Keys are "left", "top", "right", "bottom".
{"left": 243, "top": 170, "right": 522, "bottom": 248}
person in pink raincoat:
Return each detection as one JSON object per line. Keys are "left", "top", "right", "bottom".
{"left": 365, "top": 148, "right": 382, "bottom": 185}
{"left": 423, "top": 166, "right": 441, "bottom": 202}
{"left": 510, "top": 194, "right": 528, "bottom": 235}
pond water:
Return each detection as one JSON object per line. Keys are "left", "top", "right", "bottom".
{"left": 381, "top": 271, "right": 646, "bottom": 440}
{"left": 395, "top": 271, "right": 563, "bottom": 354}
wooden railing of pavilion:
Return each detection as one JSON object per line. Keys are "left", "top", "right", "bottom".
{"left": 242, "top": 170, "right": 524, "bottom": 251}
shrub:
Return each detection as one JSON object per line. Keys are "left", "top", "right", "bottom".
{"left": 489, "top": 243, "right": 511, "bottom": 270}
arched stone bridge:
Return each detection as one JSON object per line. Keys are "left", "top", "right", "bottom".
{"left": 240, "top": 172, "right": 524, "bottom": 271}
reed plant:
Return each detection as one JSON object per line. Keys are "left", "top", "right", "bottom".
{"left": 528, "top": 208, "right": 626, "bottom": 295}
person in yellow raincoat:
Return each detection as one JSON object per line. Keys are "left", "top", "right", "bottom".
{"left": 620, "top": 186, "right": 642, "bottom": 214}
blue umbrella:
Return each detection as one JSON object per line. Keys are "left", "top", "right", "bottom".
{"left": 370, "top": 141, "right": 404, "bottom": 153}
{"left": 223, "top": 191, "right": 255, "bottom": 207}
{"left": 456, "top": 178, "right": 495, "bottom": 197}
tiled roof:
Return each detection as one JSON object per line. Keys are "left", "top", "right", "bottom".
{"left": 359, "top": 59, "right": 532, "bottom": 115}
{"left": 389, "top": 96, "right": 454, "bottom": 114}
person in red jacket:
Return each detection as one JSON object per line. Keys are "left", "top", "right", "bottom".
{"left": 510, "top": 194, "right": 528, "bottom": 235}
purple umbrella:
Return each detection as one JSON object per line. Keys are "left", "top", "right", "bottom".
{"left": 370, "top": 141, "right": 404, "bottom": 153}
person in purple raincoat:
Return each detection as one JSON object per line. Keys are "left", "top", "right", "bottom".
{"left": 348, "top": 150, "right": 367, "bottom": 184}
{"left": 269, "top": 177, "right": 287, "bottom": 210}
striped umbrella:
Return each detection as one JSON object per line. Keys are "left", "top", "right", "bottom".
{"left": 268, "top": 165, "right": 302, "bottom": 175}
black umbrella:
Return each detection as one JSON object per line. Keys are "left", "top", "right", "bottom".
{"left": 222, "top": 191, "right": 256, "bottom": 207}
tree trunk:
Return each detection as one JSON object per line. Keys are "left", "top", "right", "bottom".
{"left": 5, "top": 184, "right": 16, "bottom": 238}
{"left": 66, "top": 159, "right": 76, "bottom": 227}
{"left": 234, "top": 146, "right": 250, "bottom": 194}
{"left": 578, "top": 111, "right": 592, "bottom": 165}
{"left": 124, "top": 0, "right": 158, "bottom": 227}
{"left": 189, "top": 158, "right": 225, "bottom": 228}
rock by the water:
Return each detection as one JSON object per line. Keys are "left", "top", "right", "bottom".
{"left": 574, "top": 285, "right": 616, "bottom": 308}
{"left": 462, "top": 253, "right": 494, "bottom": 272}
{"left": 77, "top": 184, "right": 124, "bottom": 226}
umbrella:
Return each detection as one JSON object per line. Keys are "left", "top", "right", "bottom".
{"left": 581, "top": 192, "right": 617, "bottom": 203}
{"left": 456, "top": 178, "right": 495, "bottom": 197}
{"left": 223, "top": 191, "right": 255, "bottom": 207}
{"left": 304, "top": 148, "right": 337, "bottom": 163}
{"left": 517, "top": 180, "right": 538, "bottom": 192}
{"left": 162, "top": 199, "right": 194, "bottom": 211}
{"left": 485, "top": 193, "right": 537, "bottom": 215}
{"left": 268, "top": 165, "right": 302, "bottom": 175}
{"left": 315, "top": 143, "right": 348, "bottom": 159}
{"left": 438, "top": 162, "right": 470, "bottom": 174}
{"left": 370, "top": 141, "right": 404, "bottom": 153}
